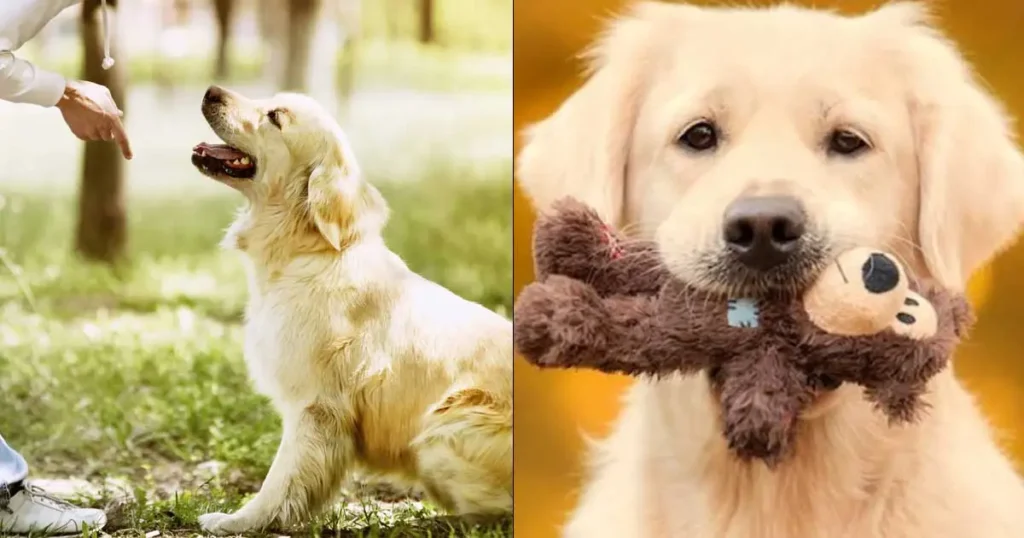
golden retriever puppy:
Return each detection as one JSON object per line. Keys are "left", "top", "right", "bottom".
{"left": 517, "top": 2, "right": 1024, "bottom": 537}
{"left": 190, "top": 86, "right": 512, "bottom": 534}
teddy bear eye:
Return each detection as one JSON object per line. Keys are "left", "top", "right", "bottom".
{"left": 861, "top": 253, "right": 899, "bottom": 294}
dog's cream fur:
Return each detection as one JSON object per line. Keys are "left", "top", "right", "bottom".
{"left": 517, "top": 2, "right": 1024, "bottom": 537}
{"left": 192, "top": 89, "right": 512, "bottom": 534}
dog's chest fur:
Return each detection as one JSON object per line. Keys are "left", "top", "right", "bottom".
{"left": 242, "top": 292, "right": 322, "bottom": 403}
{"left": 238, "top": 251, "right": 393, "bottom": 406}
{"left": 633, "top": 375, "right": 1024, "bottom": 538}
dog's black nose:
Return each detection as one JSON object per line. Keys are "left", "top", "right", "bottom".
{"left": 722, "top": 196, "right": 807, "bottom": 270}
{"left": 204, "top": 85, "right": 225, "bottom": 105}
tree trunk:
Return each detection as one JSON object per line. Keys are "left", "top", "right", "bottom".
{"left": 336, "top": 0, "right": 361, "bottom": 116}
{"left": 76, "top": 0, "right": 127, "bottom": 264}
{"left": 418, "top": 0, "right": 434, "bottom": 44}
{"left": 173, "top": 0, "right": 190, "bottom": 23}
{"left": 282, "top": 0, "right": 320, "bottom": 92}
{"left": 155, "top": 0, "right": 190, "bottom": 91}
{"left": 384, "top": 0, "right": 400, "bottom": 40}
{"left": 212, "top": 0, "right": 235, "bottom": 81}
{"left": 255, "top": 0, "right": 282, "bottom": 86}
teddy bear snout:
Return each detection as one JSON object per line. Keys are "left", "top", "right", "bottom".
{"left": 803, "top": 247, "right": 910, "bottom": 336}
{"left": 861, "top": 252, "right": 901, "bottom": 294}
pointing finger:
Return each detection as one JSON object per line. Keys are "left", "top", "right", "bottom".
{"left": 109, "top": 117, "right": 133, "bottom": 159}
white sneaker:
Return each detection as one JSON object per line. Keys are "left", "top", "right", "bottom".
{"left": 0, "top": 483, "right": 107, "bottom": 535}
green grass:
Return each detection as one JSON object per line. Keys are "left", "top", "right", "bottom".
{"left": 0, "top": 161, "right": 512, "bottom": 536}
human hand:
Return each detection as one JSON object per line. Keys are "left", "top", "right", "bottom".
{"left": 55, "top": 80, "right": 133, "bottom": 159}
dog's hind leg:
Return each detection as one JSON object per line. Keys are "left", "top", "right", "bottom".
{"left": 412, "top": 388, "right": 513, "bottom": 518}
{"left": 198, "top": 403, "right": 353, "bottom": 535}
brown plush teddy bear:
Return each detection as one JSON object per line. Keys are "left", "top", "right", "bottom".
{"left": 514, "top": 198, "right": 974, "bottom": 465}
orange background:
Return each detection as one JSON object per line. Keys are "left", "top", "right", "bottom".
{"left": 513, "top": 1, "right": 1024, "bottom": 536}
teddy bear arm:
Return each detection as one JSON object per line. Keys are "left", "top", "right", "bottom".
{"left": 534, "top": 244, "right": 669, "bottom": 298}
{"left": 801, "top": 332, "right": 924, "bottom": 384}
{"left": 513, "top": 276, "right": 614, "bottom": 369}
{"left": 588, "top": 294, "right": 703, "bottom": 376}
{"left": 533, "top": 198, "right": 668, "bottom": 297}
{"left": 817, "top": 283, "right": 967, "bottom": 383}
{"left": 618, "top": 315, "right": 721, "bottom": 377}
{"left": 852, "top": 286, "right": 970, "bottom": 423}
{"left": 513, "top": 275, "right": 673, "bottom": 374}
{"left": 862, "top": 381, "right": 930, "bottom": 425}
{"left": 801, "top": 328, "right": 952, "bottom": 393}
{"left": 569, "top": 291, "right": 721, "bottom": 377}
{"left": 587, "top": 241, "right": 672, "bottom": 297}
{"left": 532, "top": 198, "right": 621, "bottom": 281}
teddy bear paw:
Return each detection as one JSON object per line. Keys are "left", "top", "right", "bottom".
{"left": 726, "top": 422, "right": 791, "bottom": 467}
{"left": 513, "top": 275, "right": 611, "bottom": 367}
{"left": 865, "top": 383, "right": 928, "bottom": 425}
{"left": 722, "top": 406, "right": 795, "bottom": 466}
{"left": 513, "top": 283, "right": 558, "bottom": 365}
{"left": 535, "top": 198, "right": 626, "bottom": 271}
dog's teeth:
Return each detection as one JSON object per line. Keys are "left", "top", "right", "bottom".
{"left": 230, "top": 159, "right": 241, "bottom": 165}
{"left": 240, "top": 157, "right": 250, "bottom": 165}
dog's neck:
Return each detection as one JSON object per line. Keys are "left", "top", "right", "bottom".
{"left": 222, "top": 205, "right": 390, "bottom": 292}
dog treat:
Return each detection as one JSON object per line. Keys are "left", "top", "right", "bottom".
{"left": 514, "top": 197, "right": 974, "bottom": 465}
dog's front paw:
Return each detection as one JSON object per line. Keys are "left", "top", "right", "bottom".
{"left": 199, "top": 512, "right": 248, "bottom": 536}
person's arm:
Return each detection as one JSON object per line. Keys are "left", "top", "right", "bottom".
{"left": 0, "top": 0, "right": 82, "bottom": 106}
{"left": 0, "top": 0, "right": 131, "bottom": 158}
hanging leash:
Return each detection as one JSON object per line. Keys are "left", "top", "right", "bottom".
{"left": 99, "top": 0, "right": 114, "bottom": 70}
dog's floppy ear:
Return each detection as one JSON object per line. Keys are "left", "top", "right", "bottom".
{"left": 307, "top": 144, "right": 359, "bottom": 251}
{"left": 516, "top": 2, "right": 683, "bottom": 225}
{"left": 896, "top": 5, "right": 1024, "bottom": 288}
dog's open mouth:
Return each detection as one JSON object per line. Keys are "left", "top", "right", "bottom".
{"left": 191, "top": 142, "right": 256, "bottom": 179}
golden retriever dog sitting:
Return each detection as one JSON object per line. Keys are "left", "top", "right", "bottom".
{"left": 190, "top": 86, "right": 512, "bottom": 534}
{"left": 517, "top": 2, "right": 1024, "bottom": 537}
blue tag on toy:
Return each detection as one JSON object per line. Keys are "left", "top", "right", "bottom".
{"left": 727, "top": 298, "right": 760, "bottom": 328}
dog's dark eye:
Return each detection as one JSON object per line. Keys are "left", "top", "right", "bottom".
{"left": 267, "top": 109, "right": 282, "bottom": 128}
{"left": 828, "top": 129, "right": 869, "bottom": 156}
{"left": 676, "top": 121, "right": 718, "bottom": 152}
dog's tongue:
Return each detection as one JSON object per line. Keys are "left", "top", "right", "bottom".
{"left": 194, "top": 142, "right": 246, "bottom": 160}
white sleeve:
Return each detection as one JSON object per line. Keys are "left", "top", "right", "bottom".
{"left": 0, "top": 0, "right": 82, "bottom": 107}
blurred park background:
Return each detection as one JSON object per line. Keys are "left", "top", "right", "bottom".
{"left": 514, "top": 0, "right": 1024, "bottom": 536}
{"left": 0, "top": 0, "right": 510, "bottom": 535}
